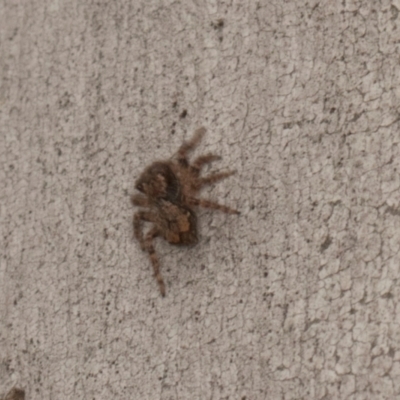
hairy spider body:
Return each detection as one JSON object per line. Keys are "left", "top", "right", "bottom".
{"left": 132, "top": 127, "right": 239, "bottom": 296}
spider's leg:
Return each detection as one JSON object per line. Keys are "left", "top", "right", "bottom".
{"left": 188, "top": 197, "right": 240, "bottom": 215}
{"left": 131, "top": 194, "right": 149, "bottom": 207}
{"left": 144, "top": 227, "right": 166, "bottom": 297}
{"left": 133, "top": 211, "right": 157, "bottom": 250}
{"left": 190, "top": 153, "right": 221, "bottom": 174}
{"left": 197, "top": 170, "right": 236, "bottom": 188}
{"left": 177, "top": 127, "right": 206, "bottom": 164}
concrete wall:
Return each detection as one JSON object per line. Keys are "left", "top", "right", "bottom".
{"left": 2, "top": 1, "right": 400, "bottom": 399}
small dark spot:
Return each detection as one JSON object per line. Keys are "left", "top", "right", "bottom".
{"left": 320, "top": 236, "right": 332, "bottom": 252}
{"left": 283, "top": 122, "right": 293, "bottom": 129}
{"left": 304, "top": 318, "right": 321, "bottom": 331}
{"left": 351, "top": 112, "right": 362, "bottom": 122}
{"left": 171, "top": 129, "right": 175, "bottom": 135}
{"left": 180, "top": 109, "right": 187, "bottom": 119}
{"left": 57, "top": 148, "right": 62, "bottom": 156}
{"left": 200, "top": 264, "right": 206, "bottom": 270}
{"left": 172, "top": 101, "right": 178, "bottom": 108}
{"left": 311, "top": 2, "right": 320, "bottom": 12}
{"left": 391, "top": 5, "right": 399, "bottom": 20}
{"left": 330, "top": 107, "right": 336, "bottom": 114}
{"left": 381, "top": 292, "right": 393, "bottom": 299}
{"left": 385, "top": 206, "right": 400, "bottom": 217}
{"left": 264, "top": 271, "right": 268, "bottom": 277}
{"left": 212, "top": 19, "right": 224, "bottom": 29}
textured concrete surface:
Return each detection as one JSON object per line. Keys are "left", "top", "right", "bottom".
{"left": 2, "top": 0, "right": 400, "bottom": 399}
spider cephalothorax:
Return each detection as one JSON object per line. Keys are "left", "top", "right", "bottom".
{"left": 134, "top": 162, "right": 181, "bottom": 202}
{"left": 132, "top": 127, "right": 239, "bottom": 296}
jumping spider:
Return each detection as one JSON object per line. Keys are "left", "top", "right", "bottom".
{"left": 132, "top": 127, "right": 239, "bottom": 296}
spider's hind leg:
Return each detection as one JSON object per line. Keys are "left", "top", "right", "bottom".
{"left": 133, "top": 211, "right": 157, "bottom": 250}
{"left": 144, "top": 227, "right": 166, "bottom": 297}
{"left": 188, "top": 197, "right": 240, "bottom": 215}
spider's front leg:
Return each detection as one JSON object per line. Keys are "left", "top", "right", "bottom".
{"left": 188, "top": 197, "right": 240, "bottom": 215}
{"left": 143, "top": 227, "right": 166, "bottom": 297}
{"left": 197, "top": 170, "right": 236, "bottom": 188}
{"left": 177, "top": 127, "right": 206, "bottom": 165}
{"left": 191, "top": 153, "right": 221, "bottom": 173}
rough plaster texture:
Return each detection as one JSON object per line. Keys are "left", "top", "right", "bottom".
{"left": 1, "top": 0, "right": 400, "bottom": 399}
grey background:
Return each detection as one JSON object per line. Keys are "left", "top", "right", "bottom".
{"left": 2, "top": 0, "right": 400, "bottom": 399}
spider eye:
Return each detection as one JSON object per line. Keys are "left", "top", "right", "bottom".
{"left": 136, "top": 182, "right": 144, "bottom": 192}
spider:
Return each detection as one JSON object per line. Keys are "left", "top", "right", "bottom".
{"left": 132, "top": 127, "right": 239, "bottom": 296}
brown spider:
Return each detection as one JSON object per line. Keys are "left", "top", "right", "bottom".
{"left": 132, "top": 127, "right": 239, "bottom": 296}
